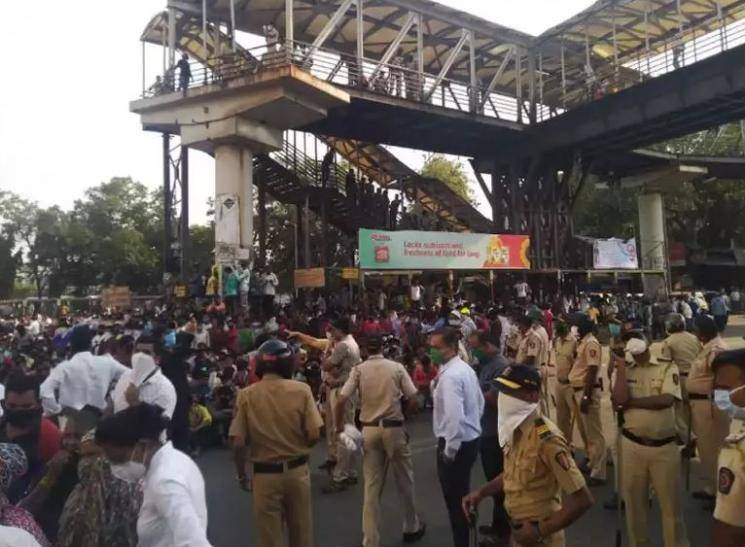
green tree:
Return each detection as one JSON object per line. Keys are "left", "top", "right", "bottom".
{"left": 419, "top": 154, "right": 478, "bottom": 206}
{"left": 572, "top": 184, "right": 638, "bottom": 239}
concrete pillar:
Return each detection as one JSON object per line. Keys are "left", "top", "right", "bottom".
{"left": 214, "top": 145, "right": 254, "bottom": 263}
{"left": 638, "top": 191, "right": 667, "bottom": 297}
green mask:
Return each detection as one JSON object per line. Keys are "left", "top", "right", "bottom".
{"left": 472, "top": 348, "right": 487, "bottom": 364}
{"left": 429, "top": 347, "right": 445, "bottom": 365}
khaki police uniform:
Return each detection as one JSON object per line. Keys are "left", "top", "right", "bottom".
{"left": 230, "top": 373, "right": 324, "bottom": 547}
{"left": 621, "top": 358, "right": 690, "bottom": 547}
{"left": 515, "top": 328, "right": 546, "bottom": 368}
{"left": 506, "top": 326, "right": 521, "bottom": 359}
{"left": 714, "top": 418, "right": 745, "bottom": 528}
{"left": 324, "top": 334, "right": 362, "bottom": 483}
{"left": 339, "top": 354, "right": 421, "bottom": 547}
{"left": 554, "top": 335, "right": 578, "bottom": 442}
{"left": 503, "top": 413, "right": 587, "bottom": 547}
{"left": 568, "top": 333, "right": 606, "bottom": 481}
{"left": 661, "top": 331, "right": 701, "bottom": 443}
{"left": 686, "top": 336, "right": 730, "bottom": 495}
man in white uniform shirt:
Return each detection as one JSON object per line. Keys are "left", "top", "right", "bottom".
{"left": 430, "top": 327, "right": 484, "bottom": 547}
{"left": 40, "top": 326, "right": 127, "bottom": 419}
{"left": 112, "top": 352, "right": 177, "bottom": 419}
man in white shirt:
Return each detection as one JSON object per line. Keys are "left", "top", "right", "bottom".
{"left": 514, "top": 279, "right": 530, "bottom": 304}
{"left": 40, "top": 326, "right": 128, "bottom": 418}
{"left": 112, "top": 352, "right": 177, "bottom": 419}
{"left": 261, "top": 271, "right": 279, "bottom": 317}
{"left": 430, "top": 327, "right": 484, "bottom": 547}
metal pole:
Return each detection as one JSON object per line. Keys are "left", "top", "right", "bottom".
{"left": 717, "top": 1, "right": 726, "bottom": 51}
{"left": 417, "top": 13, "right": 424, "bottom": 100}
{"left": 230, "top": 0, "right": 236, "bottom": 51}
{"left": 181, "top": 146, "right": 190, "bottom": 278}
{"left": 162, "top": 134, "right": 172, "bottom": 279}
{"left": 286, "top": 0, "right": 294, "bottom": 48}
{"left": 644, "top": 2, "right": 650, "bottom": 73}
{"left": 161, "top": 27, "right": 167, "bottom": 74}
{"left": 168, "top": 7, "right": 176, "bottom": 68}
{"left": 202, "top": 0, "right": 208, "bottom": 59}
{"left": 468, "top": 30, "right": 477, "bottom": 113}
{"left": 142, "top": 41, "right": 146, "bottom": 96}
{"left": 612, "top": 6, "right": 618, "bottom": 80}
{"left": 516, "top": 48, "right": 522, "bottom": 123}
{"left": 538, "top": 51, "right": 543, "bottom": 121}
{"left": 304, "top": 193, "right": 311, "bottom": 267}
{"left": 356, "top": 0, "right": 364, "bottom": 62}
{"left": 560, "top": 42, "right": 566, "bottom": 108}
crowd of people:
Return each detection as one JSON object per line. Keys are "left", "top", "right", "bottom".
{"left": 0, "top": 278, "right": 743, "bottom": 546}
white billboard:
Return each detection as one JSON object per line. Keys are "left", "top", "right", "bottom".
{"left": 593, "top": 238, "right": 639, "bottom": 270}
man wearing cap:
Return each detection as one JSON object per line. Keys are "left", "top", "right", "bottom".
{"left": 553, "top": 320, "right": 578, "bottom": 442}
{"left": 661, "top": 313, "right": 701, "bottom": 445}
{"left": 463, "top": 365, "right": 593, "bottom": 547}
{"left": 322, "top": 317, "right": 362, "bottom": 493}
{"left": 568, "top": 316, "right": 606, "bottom": 486}
{"left": 514, "top": 314, "right": 545, "bottom": 369}
{"left": 710, "top": 348, "right": 745, "bottom": 546}
{"left": 334, "top": 335, "right": 426, "bottom": 547}
{"left": 612, "top": 335, "right": 690, "bottom": 547}
{"left": 687, "top": 314, "right": 730, "bottom": 501}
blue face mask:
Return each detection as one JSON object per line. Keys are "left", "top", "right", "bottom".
{"left": 714, "top": 385, "right": 745, "bottom": 420}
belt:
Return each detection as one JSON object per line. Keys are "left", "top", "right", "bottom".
{"left": 574, "top": 384, "right": 602, "bottom": 392}
{"left": 622, "top": 430, "right": 676, "bottom": 448}
{"left": 253, "top": 456, "right": 308, "bottom": 474}
{"left": 688, "top": 393, "right": 710, "bottom": 401}
{"left": 680, "top": 372, "right": 689, "bottom": 377}
{"left": 361, "top": 419, "right": 403, "bottom": 428}
{"left": 557, "top": 379, "right": 570, "bottom": 385}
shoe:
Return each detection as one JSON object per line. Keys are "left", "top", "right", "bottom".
{"left": 344, "top": 476, "right": 358, "bottom": 486}
{"left": 692, "top": 491, "right": 715, "bottom": 501}
{"left": 318, "top": 460, "right": 337, "bottom": 471}
{"left": 321, "top": 481, "right": 348, "bottom": 494}
{"left": 403, "top": 522, "right": 426, "bottom": 543}
{"left": 587, "top": 477, "right": 607, "bottom": 487}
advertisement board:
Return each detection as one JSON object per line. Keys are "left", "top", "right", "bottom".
{"left": 592, "top": 238, "right": 639, "bottom": 269}
{"left": 358, "top": 229, "right": 530, "bottom": 270}
{"left": 294, "top": 268, "right": 326, "bottom": 288}
{"left": 101, "top": 286, "right": 131, "bottom": 310}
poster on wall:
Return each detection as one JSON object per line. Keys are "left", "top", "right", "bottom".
{"left": 593, "top": 238, "right": 639, "bottom": 269}
{"left": 358, "top": 229, "right": 531, "bottom": 270}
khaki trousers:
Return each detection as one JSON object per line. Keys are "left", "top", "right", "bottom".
{"left": 675, "top": 381, "right": 692, "bottom": 445}
{"left": 690, "top": 398, "right": 730, "bottom": 494}
{"left": 361, "top": 426, "right": 420, "bottom": 547}
{"left": 554, "top": 382, "right": 575, "bottom": 442}
{"left": 620, "top": 438, "right": 689, "bottom": 547}
{"left": 574, "top": 390, "right": 607, "bottom": 480}
{"left": 512, "top": 529, "right": 564, "bottom": 547}
{"left": 324, "top": 387, "right": 357, "bottom": 482}
{"left": 253, "top": 464, "right": 314, "bottom": 547}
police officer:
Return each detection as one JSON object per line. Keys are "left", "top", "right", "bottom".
{"left": 687, "top": 314, "right": 730, "bottom": 501}
{"left": 230, "top": 339, "right": 324, "bottom": 547}
{"left": 569, "top": 315, "right": 606, "bottom": 486}
{"left": 612, "top": 334, "right": 690, "bottom": 547}
{"left": 553, "top": 320, "right": 578, "bottom": 442}
{"left": 462, "top": 366, "right": 593, "bottom": 547}
{"left": 661, "top": 313, "right": 701, "bottom": 445}
{"left": 711, "top": 348, "right": 745, "bottom": 546}
{"left": 514, "top": 315, "right": 546, "bottom": 368}
{"left": 334, "top": 335, "right": 426, "bottom": 547}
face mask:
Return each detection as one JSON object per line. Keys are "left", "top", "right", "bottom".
{"left": 714, "top": 385, "right": 745, "bottom": 420}
{"left": 110, "top": 461, "right": 147, "bottom": 483}
{"left": 5, "top": 407, "right": 42, "bottom": 429}
{"left": 472, "top": 348, "right": 487, "bottom": 364}
{"left": 429, "top": 347, "right": 445, "bottom": 365}
{"left": 497, "top": 393, "right": 539, "bottom": 448}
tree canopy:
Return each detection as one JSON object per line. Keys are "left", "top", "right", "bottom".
{"left": 419, "top": 154, "right": 478, "bottom": 206}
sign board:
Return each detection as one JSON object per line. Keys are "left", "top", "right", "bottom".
{"left": 101, "top": 286, "right": 131, "bottom": 310}
{"left": 294, "top": 268, "right": 326, "bottom": 289}
{"left": 592, "top": 238, "right": 639, "bottom": 269}
{"left": 340, "top": 267, "right": 359, "bottom": 280}
{"left": 358, "top": 229, "right": 530, "bottom": 270}
{"left": 174, "top": 284, "right": 189, "bottom": 298}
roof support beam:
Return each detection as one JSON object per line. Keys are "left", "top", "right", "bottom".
{"left": 480, "top": 47, "right": 513, "bottom": 107}
{"left": 304, "top": 0, "right": 355, "bottom": 60}
{"left": 369, "top": 12, "right": 417, "bottom": 82}
{"left": 424, "top": 29, "right": 469, "bottom": 101}
{"left": 285, "top": 0, "right": 294, "bottom": 46}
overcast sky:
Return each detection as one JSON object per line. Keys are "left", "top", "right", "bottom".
{"left": 0, "top": 0, "right": 595, "bottom": 224}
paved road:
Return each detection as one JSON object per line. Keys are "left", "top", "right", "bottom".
{"left": 200, "top": 318, "right": 745, "bottom": 546}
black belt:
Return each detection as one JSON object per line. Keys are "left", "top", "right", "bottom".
{"left": 361, "top": 419, "right": 403, "bottom": 428}
{"left": 680, "top": 372, "right": 689, "bottom": 377}
{"left": 557, "top": 379, "right": 570, "bottom": 385}
{"left": 622, "top": 430, "right": 676, "bottom": 448}
{"left": 689, "top": 393, "right": 710, "bottom": 401}
{"left": 253, "top": 456, "right": 308, "bottom": 474}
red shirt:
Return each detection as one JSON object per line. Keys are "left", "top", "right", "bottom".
{"left": 412, "top": 364, "right": 438, "bottom": 388}
{"left": 38, "top": 417, "right": 61, "bottom": 464}
{"left": 543, "top": 310, "right": 554, "bottom": 340}
{"left": 360, "top": 320, "right": 382, "bottom": 336}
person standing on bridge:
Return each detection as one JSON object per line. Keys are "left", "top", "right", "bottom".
{"left": 345, "top": 169, "right": 358, "bottom": 207}
{"left": 320, "top": 149, "right": 334, "bottom": 189}
{"left": 230, "top": 339, "right": 323, "bottom": 547}
{"left": 177, "top": 53, "right": 192, "bottom": 94}
{"left": 389, "top": 194, "right": 401, "bottom": 230}
{"left": 334, "top": 335, "right": 426, "bottom": 547}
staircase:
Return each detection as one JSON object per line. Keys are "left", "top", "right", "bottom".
{"left": 254, "top": 141, "right": 380, "bottom": 236}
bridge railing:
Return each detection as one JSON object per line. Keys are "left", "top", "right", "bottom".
{"left": 543, "top": 4, "right": 745, "bottom": 113}
{"left": 143, "top": 40, "right": 524, "bottom": 124}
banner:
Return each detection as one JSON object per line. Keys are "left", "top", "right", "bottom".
{"left": 340, "top": 268, "right": 360, "bottom": 280}
{"left": 593, "top": 238, "right": 639, "bottom": 269}
{"left": 358, "top": 229, "right": 530, "bottom": 270}
{"left": 294, "top": 268, "right": 326, "bottom": 288}
{"left": 101, "top": 286, "right": 131, "bottom": 310}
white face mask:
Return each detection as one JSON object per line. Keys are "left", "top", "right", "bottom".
{"left": 497, "top": 393, "right": 539, "bottom": 448}
{"left": 110, "top": 460, "right": 147, "bottom": 483}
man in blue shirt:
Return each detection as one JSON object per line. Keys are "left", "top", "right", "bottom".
{"left": 430, "top": 327, "right": 484, "bottom": 547}
{"left": 711, "top": 290, "right": 731, "bottom": 333}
